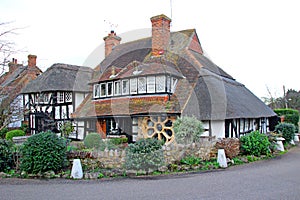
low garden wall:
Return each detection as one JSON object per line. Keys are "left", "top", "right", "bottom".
{"left": 67, "top": 137, "right": 220, "bottom": 170}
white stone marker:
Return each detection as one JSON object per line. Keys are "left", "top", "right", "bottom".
{"left": 217, "top": 149, "right": 227, "bottom": 168}
{"left": 71, "top": 159, "right": 83, "bottom": 179}
{"left": 276, "top": 137, "right": 285, "bottom": 152}
{"left": 294, "top": 134, "right": 299, "bottom": 142}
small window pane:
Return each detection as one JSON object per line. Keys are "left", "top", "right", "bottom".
{"left": 130, "top": 78, "right": 137, "bottom": 94}
{"left": 138, "top": 77, "right": 146, "bottom": 93}
{"left": 114, "top": 81, "right": 121, "bottom": 96}
{"left": 171, "top": 77, "right": 178, "bottom": 93}
{"left": 167, "top": 76, "right": 171, "bottom": 92}
{"left": 94, "top": 84, "right": 100, "bottom": 98}
{"left": 65, "top": 92, "right": 72, "bottom": 102}
{"left": 107, "top": 82, "right": 113, "bottom": 96}
{"left": 57, "top": 92, "right": 64, "bottom": 103}
{"left": 122, "top": 79, "right": 129, "bottom": 95}
{"left": 100, "top": 83, "right": 106, "bottom": 97}
{"left": 156, "top": 76, "right": 166, "bottom": 92}
{"left": 147, "top": 76, "right": 155, "bottom": 93}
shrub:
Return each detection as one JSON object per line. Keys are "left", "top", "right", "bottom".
{"left": 5, "top": 129, "right": 25, "bottom": 141}
{"left": 180, "top": 156, "right": 201, "bottom": 166}
{"left": 124, "top": 138, "right": 164, "bottom": 172}
{"left": 83, "top": 133, "right": 104, "bottom": 149}
{"left": 173, "top": 116, "right": 204, "bottom": 144}
{"left": 20, "top": 131, "right": 67, "bottom": 174}
{"left": 274, "top": 108, "right": 299, "bottom": 132}
{"left": 274, "top": 123, "right": 295, "bottom": 143}
{"left": 0, "top": 128, "right": 8, "bottom": 139}
{"left": 109, "top": 137, "right": 128, "bottom": 145}
{"left": 240, "top": 131, "right": 271, "bottom": 156}
{"left": 0, "top": 139, "right": 13, "bottom": 172}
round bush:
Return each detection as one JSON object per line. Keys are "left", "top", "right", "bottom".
{"left": 240, "top": 131, "right": 271, "bottom": 156}
{"left": 5, "top": 129, "right": 25, "bottom": 141}
{"left": 173, "top": 116, "right": 204, "bottom": 144}
{"left": 275, "top": 123, "right": 295, "bottom": 143}
{"left": 84, "top": 133, "right": 103, "bottom": 149}
{"left": 20, "top": 131, "right": 67, "bottom": 174}
{"left": 0, "top": 139, "right": 13, "bottom": 172}
{"left": 124, "top": 138, "right": 164, "bottom": 172}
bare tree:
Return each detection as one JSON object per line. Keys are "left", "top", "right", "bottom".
{"left": 0, "top": 21, "right": 19, "bottom": 75}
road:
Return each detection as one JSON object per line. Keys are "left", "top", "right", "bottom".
{"left": 1, "top": 145, "right": 300, "bottom": 200}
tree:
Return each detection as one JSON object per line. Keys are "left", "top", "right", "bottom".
{"left": 0, "top": 21, "right": 24, "bottom": 131}
{"left": 0, "top": 21, "right": 18, "bottom": 75}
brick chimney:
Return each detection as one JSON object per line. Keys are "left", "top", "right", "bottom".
{"left": 8, "top": 58, "right": 19, "bottom": 72}
{"left": 28, "top": 54, "right": 37, "bottom": 67}
{"left": 150, "top": 14, "right": 171, "bottom": 56}
{"left": 103, "top": 30, "right": 121, "bottom": 57}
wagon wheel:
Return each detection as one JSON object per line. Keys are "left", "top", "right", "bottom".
{"left": 143, "top": 116, "right": 175, "bottom": 145}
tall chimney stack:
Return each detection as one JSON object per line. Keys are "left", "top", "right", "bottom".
{"left": 150, "top": 14, "right": 171, "bottom": 56}
{"left": 28, "top": 54, "right": 37, "bottom": 67}
{"left": 103, "top": 30, "right": 121, "bottom": 57}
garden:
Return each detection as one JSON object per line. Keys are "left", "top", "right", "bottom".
{"left": 0, "top": 114, "right": 299, "bottom": 179}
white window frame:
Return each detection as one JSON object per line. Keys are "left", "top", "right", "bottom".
{"left": 57, "top": 92, "right": 64, "bottom": 103}
{"left": 138, "top": 77, "right": 147, "bottom": 94}
{"left": 107, "top": 82, "right": 113, "bottom": 97}
{"left": 93, "top": 84, "right": 100, "bottom": 98}
{"left": 65, "top": 92, "right": 72, "bottom": 102}
{"left": 114, "top": 81, "right": 121, "bottom": 96}
{"left": 122, "top": 79, "right": 129, "bottom": 95}
{"left": 130, "top": 78, "right": 137, "bottom": 94}
{"left": 156, "top": 75, "right": 166, "bottom": 93}
{"left": 171, "top": 77, "right": 178, "bottom": 93}
{"left": 100, "top": 83, "right": 106, "bottom": 97}
{"left": 147, "top": 76, "right": 155, "bottom": 93}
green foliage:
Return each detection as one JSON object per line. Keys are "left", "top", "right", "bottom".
{"left": 84, "top": 133, "right": 104, "bottom": 149}
{"left": 274, "top": 108, "right": 299, "bottom": 132}
{"left": 0, "top": 127, "right": 8, "bottom": 139}
{"left": 240, "top": 131, "right": 271, "bottom": 156}
{"left": 5, "top": 129, "right": 25, "bottom": 141}
{"left": 232, "top": 157, "right": 244, "bottom": 165}
{"left": 109, "top": 137, "right": 128, "bottom": 145}
{"left": 20, "top": 131, "right": 67, "bottom": 174}
{"left": 275, "top": 123, "right": 295, "bottom": 143}
{"left": 173, "top": 116, "right": 204, "bottom": 144}
{"left": 124, "top": 138, "right": 164, "bottom": 172}
{"left": 180, "top": 156, "right": 201, "bottom": 165}
{"left": 0, "top": 139, "right": 13, "bottom": 172}
{"left": 59, "top": 121, "right": 74, "bottom": 138}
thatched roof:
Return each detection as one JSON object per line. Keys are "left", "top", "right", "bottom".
{"left": 21, "top": 63, "right": 94, "bottom": 93}
{"left": 73, "top": 29, "right": 276, "bottom": 120}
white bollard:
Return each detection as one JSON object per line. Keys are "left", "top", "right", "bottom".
{"left": 217, "top": 149, "right": 227, "bottom": 168}
{"left": 71, "top": 159, "right": 83, "bottom": 179}
{"left": 294, "top": 134, "right": 299, "bottom": 142}
{"left": 276, "top": 137, "right": 285, "bottom": 152}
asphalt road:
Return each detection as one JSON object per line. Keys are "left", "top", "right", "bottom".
{"left": 1, "top": 146, "right": 300, "bottom": 200}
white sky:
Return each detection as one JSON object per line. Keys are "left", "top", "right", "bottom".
{"left": 1, "top": 0, "right": 300, "bottom": 99}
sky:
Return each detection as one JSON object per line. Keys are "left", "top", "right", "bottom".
{"left": 1, "top": 0, "right": 300, "bottom": 99}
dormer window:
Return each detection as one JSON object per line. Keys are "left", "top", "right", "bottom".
{"left": 93, "top": 74, "right": 179, "bottom": 99}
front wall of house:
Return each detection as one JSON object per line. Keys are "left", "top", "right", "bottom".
{"left": 211, "top": 120, "right": 225, "bottom": 139}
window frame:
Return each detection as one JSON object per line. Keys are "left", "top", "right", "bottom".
{"left": 138, "top": 77, "right": 147, "bottom": 94}
{"left": 100, "top": 83, "right": 106, "bottom": 97}
{"left": 156, "top": 75, "right": 166, "bottom": 93}
{"left": 147, "top": 76, "right": 156, "bottom": 93}
{"left": 114, "top": 81, "right": 121, "bottom": 96}
{"left": 107, "top": 82, "right": 113, "bottom": 97}
{"left": 122, "top": 79, "right": 129, "bottom": 95}
{"left": 130, "top": 78, "right": 137, "bottom": 94}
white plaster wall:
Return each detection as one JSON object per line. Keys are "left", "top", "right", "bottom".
{"left": 75, "top": 93, "right": 85, "bottom": 109}
{"left": 211, "top": 120, "right": 225, "bottom": 139}
{"left": 201, "top": 121, "right": 210, "bottom": 137}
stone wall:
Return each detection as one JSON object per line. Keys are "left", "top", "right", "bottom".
{"left": 67, "top": 137, "right": 217, "bottom": 170}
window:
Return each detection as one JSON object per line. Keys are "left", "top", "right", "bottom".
{"left": 130, "top": 78, "right": 137, "bottom": 94}
{"left": 57, "top": 92, "right": 64, "bottom": 103}
{"left": 138, "top": 77, "right": 146, "bottom": 93}
{"left": 65, "top": 92, "right": 72, "bottom": 102}
{"left": 171, "top": 77, "right": 178, "bottom": 93}
{"left": 100, "top": 83, "right": 106, "bottom": 97}
{"left": 122, "top": 79, "right": 129, "bottom": 95}
{"left": 147, "top": 76, "right": 155, "bottom": 93}
{"left": 43, "top": 93, "right": 49, "bottom": 103}
{"left": 114, "top": 81, "right": 121, "bottom": 96}
{"left": 107, "top": 82, "right": 113, "bottom": 96}
{"left": 94, "top": 84, "right": 100, "bottom": 98}
{"left": 156, "top": 75, "right": 166, "bottom": 92}
{"left": 166, "top": 76, "right": 171, "bottom": 92}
